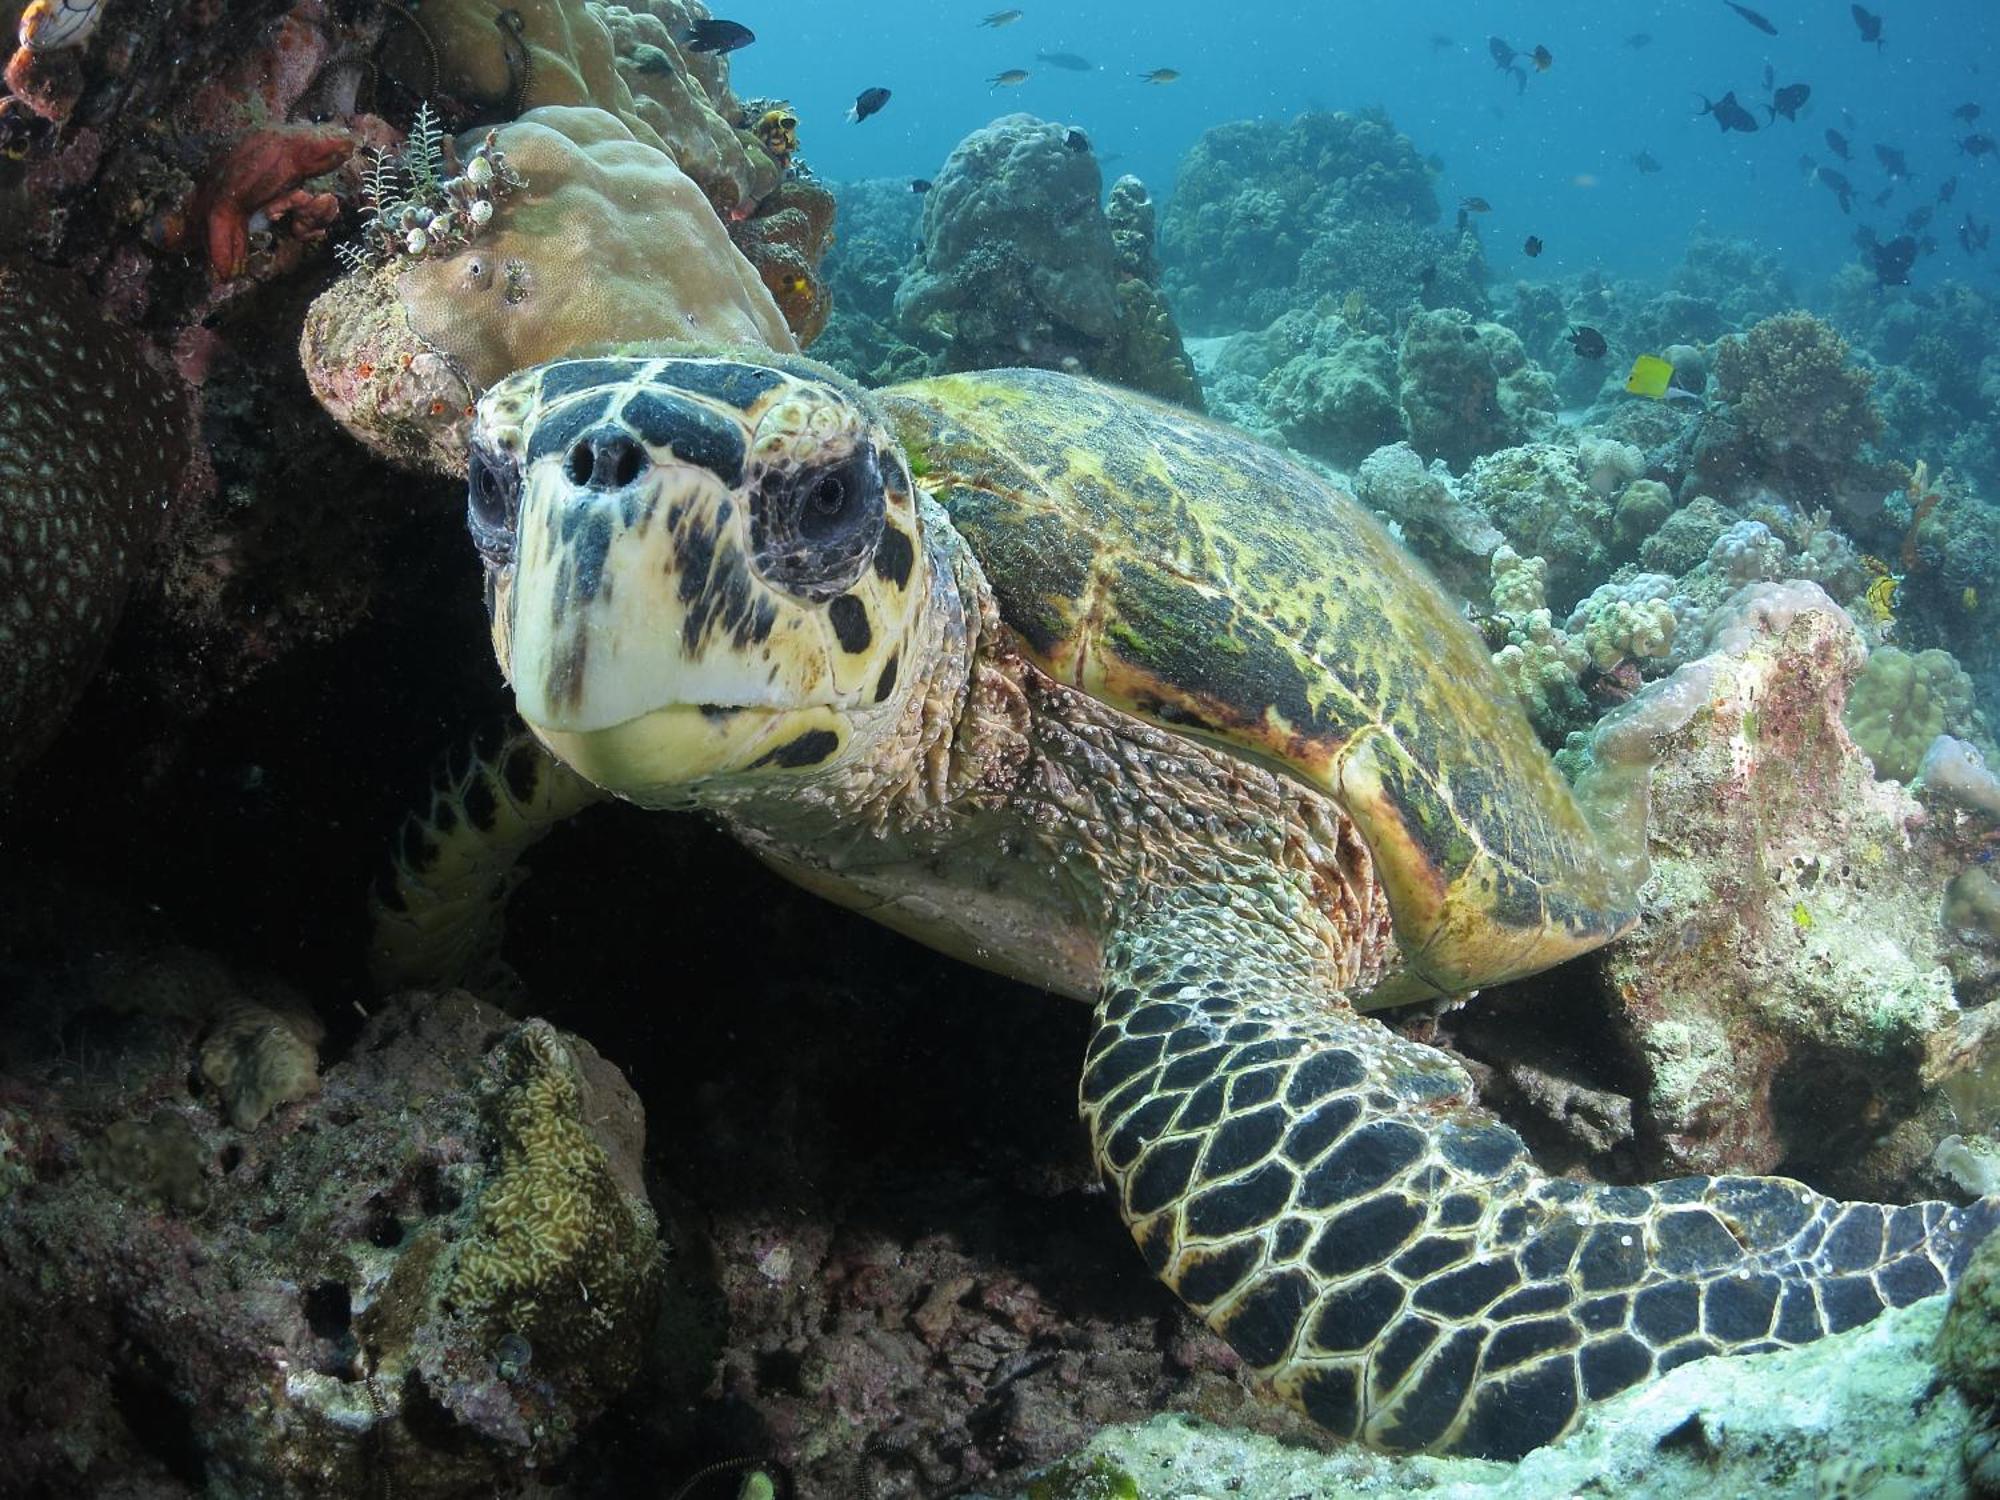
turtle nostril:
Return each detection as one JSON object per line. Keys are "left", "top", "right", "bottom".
{"left": 566, "top": 431, "right": 650, "bottom": 491}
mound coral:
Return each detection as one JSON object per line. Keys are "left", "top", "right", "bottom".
{"left": 302, "top": 105, "right": 795, "bottom": 474}
{"left": 1844, "top": 645, "right": 1991, "bottom": 784}
{"left": 1398, "top": 309, "right": 1556, "bottom": 473}
{"left": 894, "top": 115, "right": 1199, "bottom": 406}
{"left": 420, "top": 0, "right": 777, "bottom": 217}
{"left": 1158, "top": 108, "right": 1450, "bottom": 332}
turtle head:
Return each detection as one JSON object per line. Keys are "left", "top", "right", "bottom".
{"left": 468, "top": 353, "right": 928, "bottom": 807}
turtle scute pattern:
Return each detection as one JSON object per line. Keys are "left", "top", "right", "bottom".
{"left": 881, "top": 368, "right": 1634, "bottom": 994}
{"left": 1080, "top": 907, "right": 1997, "bottom": 1459}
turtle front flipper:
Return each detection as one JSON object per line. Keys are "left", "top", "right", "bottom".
{"left": 369, "top": 718, "right": 607, "bottom": 994}
{"left": 1084, "top": 891, "right": 1998, "bottom": 1458}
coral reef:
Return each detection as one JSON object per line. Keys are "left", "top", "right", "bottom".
{"left": 418, "top": 0, "right": 776, "bottom": 216}
{"left": 813, "top": 176, "right": 929, "bottom": 386}
{"left": 893, "top": 115, "right": 1200, "bottom": 406}
{"left": 1459, "top": 441, "right": 1612, "bottom": 604}
{"left": 302, "top": 105, "right": 796, "bottom": 474}
{"left": 1398, "top": 308, "right": 1557, "bottom": 472}
{"left": 1257, "top": 315, "right": 1403, "bottom": 468}
{"left": 1701, "top": 311, "right": 1897, "bottom": 521}
{"left": 1351, "top": 441, "right": 1499, "bottom": 599}
{"left": 1570, "top": 586, "right": 1978, "bottom": 1198}
{"left": 1158, "top": 109, "right": 1465, "bottom": 333}
{"left": 0, "top": 937, "right": 668, "bottom": 1497}
{"left": 979, "top": 1296, "right": 1972, "bottom": 1500}
{"left": 0, "top": 258, "right": 192, "bottom": 782}
{"left": 1845, "top": 645, "right": 1994, "bottom": 784}
{"left": 728, "top": 175, "right": 838, "bottom": 348}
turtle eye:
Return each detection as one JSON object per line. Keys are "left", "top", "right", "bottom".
{"left": 750, "top": 443, "right": 886, "bottom": 600}
{"left": 467, "top": 444, "right": 519, "bottom": 565}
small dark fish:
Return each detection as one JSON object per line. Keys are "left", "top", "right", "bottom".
{"left": 1761, "top": 63, "right": 1775, "bottom": 93}
{"left": 979, "top": 8, "right": 1023, "bottom": 25}
{"left": 847, "top": 86, "right": 890, "bottom": 123}
{"left": 1568, "top": 325, "right": 1608, "bottom": 360}
{"left": 1954, "top": 103, "right": 1982, "bottom": 123}
{"left": 989, "top": 68, "right": 1030, "bottom": 88}
{"left": 1036, "top": 50, "right": 1095, "bottom": 71}
{"left": 1852, "top": 4, "right": 1884, "bottom": 49}
{"left": 678, "top": 18, "right": 754, "bottom": 53}
{"left": 1871, "top": 232, "right": 1917, "bottom": 286}
{"left": 1904, "top": 204, "right": 1934, "bottom": 233}
{"left": 1698, "top": 91, "right": 1760, "bottom": 134}
{"left": 1875, "top": 143, "right": 1912, "bottom": 178}
{"left": 1818, "top": 166, "right": 1855, "bottom": 213}
{"left": 1523, "top": 235, "right": 1543, "bottom": 257}
{"left": 1531, "top": 45, "right": 1553, "bottom": 72}
{"left": 1064, "top": 127, "right": 1089, "bottom": 153}
{"left": 1460, "top": 196, "right": 1493, "bottom": 213}
{"left": 1419, "top": 264, "right": 1438, "bottom": 294}
{"left": 910, "top": 178, "right": 932, "bottom": 193}
{"left": 1632, "top": 149, "right": 1663, "bottom": 174}
{"left": 1138, "top": 68, "right": 1180, "bottom": 84}
{"left": 1625, "top": 33, "right": 1652, "bottom": 49}
{"left": 1874, "top": 184, "right": 1896, "bottom": 206}
{"left": 1766, "top": 83, "right": 1810, "bottom": 123}
{"left": 1825, "top": 128, "right": 1851, "bottom": 160}
{"left": 1488, "top": 36, "right": 1517, "bottom": 69}
{"left": 1939, "top": 175, "right": 1959, "bottom": 203}
{"left": 1962, "top": 133, "right": 1998, "bottom": 157}
{"left": 1961, "top": 213, "right": 1992, "bottom": 254}
{"left": 1726, "top": 2, "right": 1779, "bottom": 35}
{"left": 1429, "top": 34, "right": 1454, "bottom": 53}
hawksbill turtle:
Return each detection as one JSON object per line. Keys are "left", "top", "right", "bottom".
{"left": 374, "top": 351, "right": 1995, "bottom": 1459}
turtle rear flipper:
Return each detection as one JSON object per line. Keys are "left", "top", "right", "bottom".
{"left": 370, "top": 718, "right": 606, "bottom": 995}
{"left": 1083, "top": 889, "right": 1997, "bottom": 1458}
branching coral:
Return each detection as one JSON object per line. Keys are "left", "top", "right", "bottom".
{"left": 1713, "top": 311, "right": 1883, "bottom": 459}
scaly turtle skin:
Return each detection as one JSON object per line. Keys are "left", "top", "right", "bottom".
{"left": 376, "top": 352, "right": 1996, "bottom": 1459}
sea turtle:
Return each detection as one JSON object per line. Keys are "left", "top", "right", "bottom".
{"left": 375, "top": 351, "right": 1994, "bottom": 1458}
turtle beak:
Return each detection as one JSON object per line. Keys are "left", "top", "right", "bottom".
{"left": 503, "top": 423, "right": 830, "bottom": 736}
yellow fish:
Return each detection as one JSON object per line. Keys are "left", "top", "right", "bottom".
{"left": 1965, "top": 586, "right": 1980, "bottom": 611}
{"left": 1864, "top": 572, "right": 1899, "bottom": 622}
{"left": 1624, "top": 353, "right": 1675, "bottom": 398}
{"left": 1792, "top": 901, "right": 1814, "bottom": 931}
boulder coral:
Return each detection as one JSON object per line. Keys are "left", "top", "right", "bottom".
{"left": 420, "top": 0, "right": 779, "bottom": 218}
{"left": 302, "top": 105, "right": 795, "bottom": 474}
{"left": 1398, "top": 309, "right": 1557, "bottom": 473}
{"left": 1572, "top": 585, "right": 1975, "bottom": 1199}
{"left": 894, "top": 115, "right": 1199, "bottom": 406}
{"left": 1844, "top": 645, "right": 1993, "bottom": 784}
{"left": 1158, "top": 108, "right": 1454, "bottom": 333}
{"left": 0, "top": 962, "right": 671, "bottom": 1497}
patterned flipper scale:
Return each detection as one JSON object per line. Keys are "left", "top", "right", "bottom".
{"left": 1082, "top": 904, "right": 1999, "bottom": 1459}
{"left": 369, "top": 718, "right": 605, "bottom": 993}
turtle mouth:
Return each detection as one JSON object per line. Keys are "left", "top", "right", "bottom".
{"left": 528, "top": 700, "right": 854, "bottom": 806}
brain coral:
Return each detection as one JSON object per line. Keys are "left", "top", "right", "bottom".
{"left": 450, "top": 1019, "right": 659, "bottom": 1372}
{"left": 302, "top": 105, "right": 795, "bottom": 474}
{"left": 0, "top": 260, "right": 189, "bottom": 781}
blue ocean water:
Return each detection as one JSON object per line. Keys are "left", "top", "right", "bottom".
{"left": 725, "top": 0, "right": 1999, "bottom": 283}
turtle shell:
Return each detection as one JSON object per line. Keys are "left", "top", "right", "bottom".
{"left": 877, "top": 368, "right": 1635, "bottom": 997}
